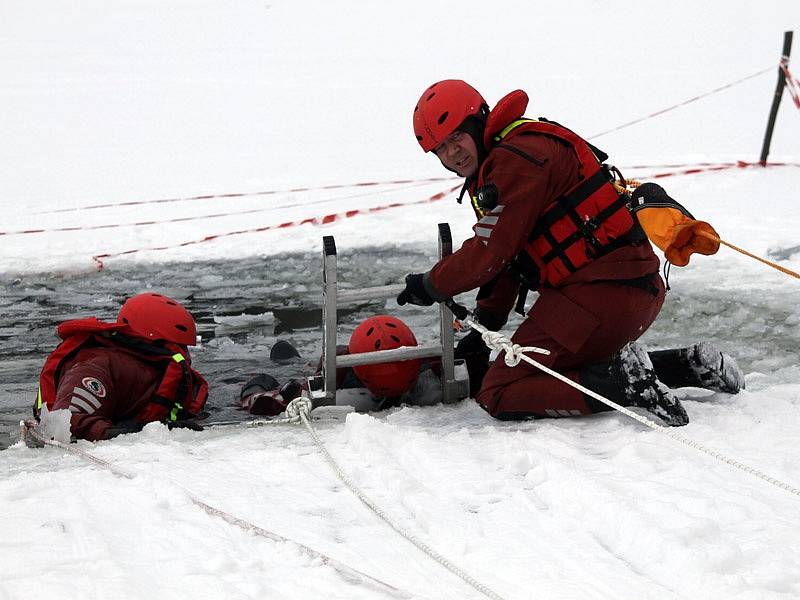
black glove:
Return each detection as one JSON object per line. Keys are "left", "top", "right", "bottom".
{"left": 397, "top": 273, "right": 435, "bottom": 307}
{"left": 278, "top": 379, "right": 303, "bottom": 401}
{"left": 167, "top": 419, "right": 204, "bottom": 432}
{"left": 105, "top": 419, "right": 145, "bottom": 439}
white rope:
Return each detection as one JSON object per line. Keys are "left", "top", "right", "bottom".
{"left": 478, "top": 330, "right": 551, "bottom": 366}
{"left": 292, "top": 400, "right": 507, "bottom": 600}
{"left": 19, "top": 420, "right": 413, "bottom": 599}
{"left": 466, "top": 317, "right": 800, "bottom": 498}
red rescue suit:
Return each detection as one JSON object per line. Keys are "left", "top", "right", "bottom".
{"left": 35, "top": 317, "right": 208, "bottom": 441}
{"left": 429, "top": 91, "right": 664, "bottom": 419}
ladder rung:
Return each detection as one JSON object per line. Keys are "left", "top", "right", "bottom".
{"left": 337, "top": 344, "right": 443, "bottom": 367}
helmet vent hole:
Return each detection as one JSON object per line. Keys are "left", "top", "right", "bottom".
{"left": 416, "top": 135, "right": 422, "bottom": 141}
{"left": 426, "top": 92, "right": 436, "bottom": 101}
{"left": 366, "top": 327, "right": 374, "bottom": 336}
{"left": 390, "top": 335, "right": 400, "bottom": 343}
{"left": 374, "top": 339, "right": 381, "bottom": 350}
{"left": 437, "top": 111, "right": 448, "bottom": 125}
{"left": 166, "top": 301, "right": 177, "bottom": 306}
{"left": 385, "top": 322, "right": 397, "bottom": 328}
{"left": 175, "top": 325, "right": 188, "bottom": 332}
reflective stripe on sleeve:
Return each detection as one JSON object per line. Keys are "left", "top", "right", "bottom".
{"left": 72, "top": 386, "right": 101, "bottom": 409}
{"left": 70, "top": 396, "right": 97, "bottom": 415}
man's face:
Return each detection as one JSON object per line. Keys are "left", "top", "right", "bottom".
{"left": 433, "top": 130, "right": 479, "bottom": 177}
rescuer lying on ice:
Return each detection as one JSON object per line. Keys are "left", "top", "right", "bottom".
{"left": 395, "top": 79, "right": 744, "bottom": 426}
{"left": 240, "top": 314, "right": 742, "bottom": 424}
{"left": 34, "top": 293, "right": 208, "bottom": 441}
{"left": 239, "top": 315, "right": 457, "bottom": 416}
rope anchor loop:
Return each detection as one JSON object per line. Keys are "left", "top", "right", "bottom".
{"left": 478, "top": 329, "right": 550, "bottom": 367}
{"left": 285, "top": 396, "right": 312, "bottom": 422}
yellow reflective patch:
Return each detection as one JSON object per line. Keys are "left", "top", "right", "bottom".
{"left": 471, "top": 195, "right": 486, "bottom": 219}
{"left": 169, "top": 402, "right": 183, "bottom": 422}
{"left": 494, "top": 118, "right": 538, "bottom": 143}
{"left": 171, "top": 353, "right": 185, "bottom": 363}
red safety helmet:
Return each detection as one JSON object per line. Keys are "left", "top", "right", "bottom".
{"left": 117, "top": 292, "right": 198, "bottom": 346}
{"left": 348, "top": 315, "right": 421, "bottom": 397}
{"left": 413, "top": 79, "right": 487, "bottom": 152}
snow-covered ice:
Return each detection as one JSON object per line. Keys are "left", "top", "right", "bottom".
{"left": 2, "top": 1, "right": 800, "bottom": 599}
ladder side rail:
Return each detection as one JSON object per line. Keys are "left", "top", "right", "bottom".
{"left": 437, "top": 223, "right": 457, "bottom": 403}
{"left": 321, "top": 236, "right": 338, "bottom": 406}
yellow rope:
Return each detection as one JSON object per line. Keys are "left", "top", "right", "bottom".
{"left": 698, "top": 231, "right": 800, "bottom": 281}
{"left": 607, "top": 167, "right": 796, "bottom": 281}
{"left": 611, "top": 178, "right": 641, "bottom": 194}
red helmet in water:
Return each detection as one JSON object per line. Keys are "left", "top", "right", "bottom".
{"left": 413, "top": 79, "right": 487, "bottom": 152}
{"left": 348, "top": 315, "right": 421, "bottom": 397}
{"left": 117, "top": 292, "right": 197, "bottom": 346}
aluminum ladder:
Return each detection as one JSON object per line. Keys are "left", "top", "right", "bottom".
{"left": 307, "top": 223, "right": 467, "bottom": 407}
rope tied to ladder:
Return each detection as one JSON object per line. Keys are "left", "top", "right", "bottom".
{"left": 285, "top": 396, "right": 313, "bottom": 422}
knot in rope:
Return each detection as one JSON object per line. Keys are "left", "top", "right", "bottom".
{"left": 479, "top": 330, "right": 550, "bottom": 367}
{"left": 285, "top": 396, "right": 312, "bottom": 422}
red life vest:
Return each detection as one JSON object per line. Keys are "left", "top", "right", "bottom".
{"left": 473, "top": 91, "right": 641, "bottom": 289}
{"left": 34, "top": 317, "right": 208, "bottom": 423}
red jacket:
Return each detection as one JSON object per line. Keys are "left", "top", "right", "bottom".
{"left": 52, "top": 347, "right": 166, "bottom": 441}
{"left": 36, "top": 318, "right": 208, "bottom": 441}
{"left": 429, "top": 92, "right": 659, "bottom": 318}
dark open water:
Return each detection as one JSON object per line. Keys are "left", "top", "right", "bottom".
{"left": 0, "top": 247, "right": 437, "bottom": 449}
{"left": 3, "top": 245, "right": 798, "bottom": 449}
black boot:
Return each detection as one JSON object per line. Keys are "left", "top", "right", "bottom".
{"left": 455, "top": 329, "right": 490, "bottom": 397}
{"left": 581, "top": 342, "right": 689, "bottom": 427}
{"left": 240, "top": 373, "right": 280, "bottom": 399}
{"left": 649, "top": 343, "right": 745, "bottom": 394}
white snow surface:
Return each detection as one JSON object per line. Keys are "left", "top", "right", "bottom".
{"left": 3, "top": 1, "right": 800, "bottom": 599}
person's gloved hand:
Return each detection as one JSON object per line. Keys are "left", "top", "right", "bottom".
{"left": 278, "top": 379, "right": 303, "bottom": 401}
{"left": 105, "top": 419, "right": 145, "bottom": 439}
{"left": 167, "top": 419, "right": 204, "bottom": 432}
{"left": 397, "top": 273, "right": 435, "bottom": 307}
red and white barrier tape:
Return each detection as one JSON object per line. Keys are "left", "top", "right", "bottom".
{"left": 32, "top": 176, "right": 458, "bottom": 216}
{"left": 588, "top": 66, "right": 774, "bottom": 139}
{"left": 4, "top": 162, "right": 796, "bottom": 246}
{"left": 1, "top": 181, "right": 440, "bottom": 237}
{"left": 780, "top": 56, "right": 800, "bottom": 109}
{"left": 639, "top": 160, "right": 800, "bottom": 180}
{"left": 91, "top": 184, "right": 461, "bottom": 269}
{"left": 623, "top": 161, "right": 744, "bottom": 170}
